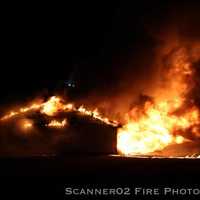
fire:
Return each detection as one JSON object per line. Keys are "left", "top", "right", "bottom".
{"left": 117, "top": 101, "right": 197, "bottom": 155}
{"left": 117, "top": 105, "right": 200, "bottom": 155}
{"left": 1, "top": 102, "right": 42, "bottom": 121}
{"left": 40, "top": 96, "right": 64, "bottom": 116}
{"left": 1, "top": 96, "right": 118, "bottom": 127}
{"left": 47, "top": 119, "right": 67, "bottom": 128}
{"left": 117, "top": 45, "right": 200, "bottom": 156}
{"left": 18, "top": 119, "right": 33, "bottom": 131}
{"left": 1, "top": 111, "right": 18, "bottom": 120}
{"left": 77, "top": 105, "right": 118, "bottom": 126}
{"left": 0, "top": 42, "right": 199, "bottom": 157}
{"left": 175, "top": 136, "right": 184, "bottom": 144}
{"left": 23, "top": 121, "right": 33, "bottom": 129}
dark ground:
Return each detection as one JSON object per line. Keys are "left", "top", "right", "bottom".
{"left": 0, "top": 155, "right": 199, "bottom": 181}
{"left": 0, "top": 156, "right": 199, "bottom": 199}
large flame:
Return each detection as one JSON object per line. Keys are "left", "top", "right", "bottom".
{"left": 40, "top": 96, "right": 64, "bottom": 116}
{"left": 117, "top": 101, "right": 199, "bottom": 155}
{"left": 117, "top": 45, "right": 200, "bottom": 155}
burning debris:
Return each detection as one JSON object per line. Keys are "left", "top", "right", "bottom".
{"left": 0, "top": 97, "right": 118, "bottom": 156}
{"left": 18, "top": 119, "right": 33, "bottom": 131}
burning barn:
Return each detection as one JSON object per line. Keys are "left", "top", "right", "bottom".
{"left": 56, "top": 112, "right": 117, "bottom": 155}
{"left": 0, "top": 96, "right": 118, "bottom": 156}
{"left": 0, "top": 1, "right": 200, "bottom": 159}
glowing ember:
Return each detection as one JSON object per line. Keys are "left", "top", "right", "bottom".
{"left": 47, "top": 119, "right": 67, "bottom": 128}
{"left": 18, "top": 119, "right": 33, "bottom": 131}
{"left": 23, "top": 122, "right": 33, "bottom": 129}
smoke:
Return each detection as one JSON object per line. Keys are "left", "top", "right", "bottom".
{"left": 75, "top": 2, "right": 200, "bottom": 123}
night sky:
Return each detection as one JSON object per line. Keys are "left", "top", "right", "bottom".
{"left": 1, "top": 1, "right": 200, "bottom": 104}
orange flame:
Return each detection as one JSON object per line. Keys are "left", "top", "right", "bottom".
{"left": 18, "top": 119, "right": 33, "bottom": 132}
{"left": 77, "top": 105, "right": 118, "bottom": 126}
{"left": 117, "top": 101, "right": 199, "bottom": 155}
{"left": 40, "top": 96, "right": 64, "bottom": 116}
{"left": 1, "top": 96, "right": 118, "bottom": 127}
{"left": 47, "top": 119, "right": 67, "bottom": 128}
{"left": 1, "top": 102, "right": 42, "bottom": 121}
{"left": 117, "top": 45, "right": 200, "bottom": 156}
